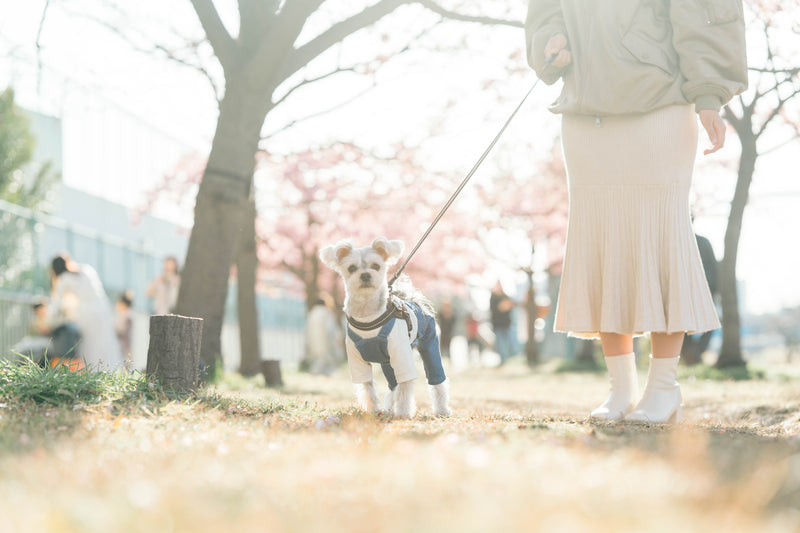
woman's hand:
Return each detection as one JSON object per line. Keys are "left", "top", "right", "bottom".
{"left": 545, "top": 34, "right": 571, "bottom": 68}
{"left": 698, "top": 109, "right": 726, "bottom": 155}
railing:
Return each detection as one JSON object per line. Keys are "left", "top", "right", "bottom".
{"left": 0, "top": 290, "right": 38, "bottom": 359}
{"left": 1, "top": 199, "right": 307, "bottom": 368}
{"left": 0, "top": 197, "right": 162, "bottom": 307}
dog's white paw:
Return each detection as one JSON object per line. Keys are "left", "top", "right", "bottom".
{"left": 392, "top": 381, "right": 417, "bottom": 419}
{"left": 356, "top": 382, "right": 381, "bottom": 413}
{"left": 383, "top": 390, "right": 394, "bottom": 413}
{"left": 430, "top": 381, "right": 452, "bottom": 417}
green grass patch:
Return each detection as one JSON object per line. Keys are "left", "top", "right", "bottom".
{"left": 0, "top": 356, "right": 158, "bottom": 406}
{"left": 678, "top": 363, "right": 765, "bottom": 381}
{"left": 553, "top": 357, "right": 602, "bottom": 373}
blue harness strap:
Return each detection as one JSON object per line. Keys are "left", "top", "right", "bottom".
{"left": 346, "top": 300, "right": 447, "bottom": 390}
{"left": 347, "top": 319, "right": 398, "bottom": 390}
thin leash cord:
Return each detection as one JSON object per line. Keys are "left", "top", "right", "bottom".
{"left": 388, "top": 58, "right": 555, "bottom": 288}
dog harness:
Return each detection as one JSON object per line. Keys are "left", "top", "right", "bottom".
{"left": 345, "top": 298, "right": 445, "bottom": 391}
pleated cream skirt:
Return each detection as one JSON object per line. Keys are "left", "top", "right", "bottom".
{"left": 555, "top": 104, "right": 721, "bottom": 339}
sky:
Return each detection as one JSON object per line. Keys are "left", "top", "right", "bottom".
{"left": 0, "top": 0, "right": 799, "bottom": 315}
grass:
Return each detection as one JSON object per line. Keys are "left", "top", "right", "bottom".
{"left": 0, "top": 357, "right": 159, "bottom": 406}
{"left": 1, "top": 358, "right": 799, "bottom": 533}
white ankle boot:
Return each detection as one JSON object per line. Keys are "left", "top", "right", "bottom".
{"left": 591, "top": 352, "right": 638, "bottom": 421}
{"left": 625, "top": 355, "right": 682, "bottom": 423}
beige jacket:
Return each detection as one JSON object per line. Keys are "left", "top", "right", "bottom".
{"left": 525, "top": 0, "right": 748, "bottom": 115}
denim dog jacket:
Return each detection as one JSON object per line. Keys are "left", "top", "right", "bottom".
{"left": 346, "top": 300, "right": 446, "bottom": 390}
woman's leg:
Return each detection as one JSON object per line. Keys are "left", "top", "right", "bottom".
{"left": 591, "top": 332, "right": 638, "bottom": 420}
{"left": 599, "top": 332, "right": 633, "bottom": 356}
{"left": 651, "top": 332, "right": 685, "bottom": 357}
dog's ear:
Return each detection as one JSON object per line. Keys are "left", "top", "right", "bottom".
{"left": 320, "top": 240, "right": 353, "bottom": 269}
{"left": 371, "top": 237, "right": 404, "bottom": 265}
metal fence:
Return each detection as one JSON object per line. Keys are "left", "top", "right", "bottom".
{"left": 0, "top": 199, "right": 307, "bottom": 368}
{"left": 0, "top": 290, "right": 38, "bottom": 360}
{"left": 0, "top": 197, "right": 162, "bottom": 309}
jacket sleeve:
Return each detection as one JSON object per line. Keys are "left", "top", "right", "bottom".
{"left": 669, "top": 0, "right": 748, "bottom": 111}
{"left": 524, "top": 0, "right": 568, "bottom": 85}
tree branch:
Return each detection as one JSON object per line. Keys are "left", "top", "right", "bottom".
{"left": 239, "top": 0, "right": 280, "bottom": 54}
{"left": 756, "top": 86, "right": 800, "bottom": 139}
{"left": 64, "top": 9, "right": 222, "bottom": 101}
{"left": 190, "top": 0, "right": 238, "bottom": 68}
{"left": 261, "top": 81, "right": 378, "bottom": 141}
{"left": 242, "top": 0, "right": 328, "bottom": 87}
{"left": 271, "top": 20, "right": 438, "bottom": 111}
{"left": 279, "top": 259, "right": 304, "bottom": 280}
{"left": 152, "top": 42, "right": 222, "bottom": 102}
{"left": 749, "top": 66, "right": 800, "bottom": 75}
{"left": 759, "top": 135, "right": 800, "bottom": 156}
{"left": 278, "top": 0, "right": 406, "bottom": 83}
{"left": 416, "top": 0, "right": 522, "bottom": 27}
{"left": 276, "top": 0, "right": 326, "bottom": 41}
{"left": 271, "top": 66, "right": 358, "bottom": 109}
{"left": 35, "top": 0, "right": 51, "bottom": 95}
{"left": 265, "top": 20, "right": 440, "bottom": 139}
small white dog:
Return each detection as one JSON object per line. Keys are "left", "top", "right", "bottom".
{"left": 320, "top": 237, "right": 451, "bottom": 418}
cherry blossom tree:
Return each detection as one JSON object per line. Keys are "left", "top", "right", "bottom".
{"left": 147, "top": 141, "right": 493, "bottom": 373}
{"left": 476, "top": 140, "right": 569, "bottom": 365}
{"left": 256, "top": 142, "right": 490, "bottom": 310}
{"left": 175, "top": 1, "right": 524, "bottom": 375}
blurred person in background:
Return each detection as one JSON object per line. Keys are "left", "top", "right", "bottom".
{"left": 465, "top": 310, "right": 486, "bottom": 364}
{"left": 437, "top": 298, "right": 456, "bottom": 359}
{"left": 147, "top": 256, "right": 181, "bottom": 315}
{"left": 115, "top": 290, "right": 135, "bottom": 370}
{"left": 490, "top": 282, "right": 517, "bottom": 364}
{"left": 681, "top": 231, "right": 719, "bottom": 365}
{"left": 48, "top": 254, "right": 124, "bottom": 370}
{"left": 28, "top": 298, "right": 50, "bottom": 337}
{"left": 304, "top": 292, "right": 343, "bottom": 375}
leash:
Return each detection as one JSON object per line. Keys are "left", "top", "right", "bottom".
{"left": 388, "top": 57, "right": 556, "bottom": 288}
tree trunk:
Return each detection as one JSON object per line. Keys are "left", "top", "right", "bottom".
{"left": 146, "top": 315, "right": 203, "bottom": 393}
{"left": 305, "top": 248, "right": 320, "bottom": 310}
{"left": 261, "top": 359, "right": 283, "bottom": 388}
{"left": 174, "top": 78, "right": 272, "bottom": 379}
{"left": 237, "top": 193, "right": 261, "bottom": 377}
{"left": 523, "top": 269, "right": 539, "bottom": 367}
{"left": 576, "top": 339, "right": 597, "bottom": 367}
{"left": 680, "top": 335, "right": 703, "bottom": 366}
{"left": 716, "top": 136, "right": 757, "bottom": 369}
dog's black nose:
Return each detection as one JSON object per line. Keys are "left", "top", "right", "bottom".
{"left": 360, "top": 272, "right": 371, "bottom": 282}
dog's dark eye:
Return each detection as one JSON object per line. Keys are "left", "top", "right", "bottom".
{"left": 347, "top": 265, "right": 357, "bottom": 274}
{"left": 370, "top": 264, "right": 381, "bottom": 271}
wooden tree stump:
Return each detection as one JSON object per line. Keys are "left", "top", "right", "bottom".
{"left": 146, "top": 315, "right": 203, "bottom": 393}
{"left": 261, "top": 360, "right": 283, "bottom": 388}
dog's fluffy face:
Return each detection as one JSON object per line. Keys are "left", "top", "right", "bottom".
{"left": 320, "top": 238, "right": 404, "bottom": 294}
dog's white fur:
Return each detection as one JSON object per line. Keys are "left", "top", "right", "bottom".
{"left": 320, "top": 237, "right": 450, "bottom": 418}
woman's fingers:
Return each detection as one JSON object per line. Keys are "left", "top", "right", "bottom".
{"left": 699, "top": 109, "right": 726, "bottom": 155}
{"left": 545, "top": 34, "right": 571, "bottom": 68}
{"left": 551, "top": 49, "right": 571, "bottom": 68}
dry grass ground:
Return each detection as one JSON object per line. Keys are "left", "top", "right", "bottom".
{"left": 1, "top": 359, "right": 799, "bottom": 533}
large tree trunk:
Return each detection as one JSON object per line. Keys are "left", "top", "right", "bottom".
{"left": 237, "top": 193, "right": 261, "bottom": 377}
{"left": 576, "top": 339, "right": 597, "bottom": 367}
{"left": 175, "top": 78, "right": 272, "bottom": 379}
{"left": 305, "top": 249, "right": 320, "bottom": 311}
{"left": 716, "top": 135, "right": 757, "bottom": 369}
{"left": 523, "top": 269, "right": 539, "bottom": 367}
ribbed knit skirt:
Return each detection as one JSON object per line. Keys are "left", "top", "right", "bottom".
{"left": 554, "top": 104, "right": 720, "bottom": 339}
